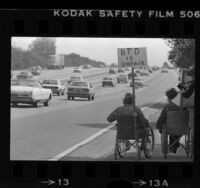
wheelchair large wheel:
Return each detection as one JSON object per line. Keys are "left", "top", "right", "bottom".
{"left": 116, "top": 140, "right": 127, "bottom": 158}
{"left": 185, "top": 128, "right": 193, "bottom": 159}
{"left": 161, "top": 127, "right": 168, "bottom": 159}
{"left": 144, "top": 126, "right": 155, "bottom": 159}
{"left": 137, "top": 144, "right": 141, "bottom": 161}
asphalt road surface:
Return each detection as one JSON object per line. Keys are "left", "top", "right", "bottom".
{"left": 10, "top": 68, "right": 192, "bottom": 161}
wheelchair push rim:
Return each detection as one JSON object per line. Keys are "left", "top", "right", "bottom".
{"left": 161, "top": 127, "right": 168, "bottom": 159}
{"left": 185, "top": 128, "right": 193, "bottom": 159}
{"left": 144, "top": 126, "right": 155, "bottom": 159}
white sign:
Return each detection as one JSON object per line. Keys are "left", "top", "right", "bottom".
{"left": 117, "top": 48, "right": 148, "bottom": 68}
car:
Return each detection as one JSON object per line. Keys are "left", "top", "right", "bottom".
{"left": 125, "top": 68, "right": 130, "bottom": 72}
{"left": 102, "top": 77, "right": 116, "bottom": 87}
{"left": 140, "top": 70, "right": 149, "bottom": 76}
{"left": 118, "top": 68, "right": 125, "bottom": 73}
{"left": 35, "top": 65, "right": 42, "bottom": 70}
{"left": 117, "top": 74, "right": 128, "bottom": 83}
{"left": 73, "top": 68, "right": 82, "bottom": 73}
{"left": 83, "top": 65, "right": 90, "bottom": 69}
{"left": 152, "top": 66, "right": 160, "bottom": 71}
{"left": 161, "top": 69, "right": 168, "bottom": 73}
{"left": 109, "top": 69, "right": 116, "bottom": 74}
{"left": 41, "top": 79, "right": 66, "bottom": 96}
{"left": 148, "top": 69, "right": 153, "bottom": 73}
{"left": 128, "top": 72, "right": 138, "bottom": 79}
{"left": 68, "top": 75, "right": 84, "bottom": 85}
{"left": 134, "top": 69, "right": 142, "bottom": 75}
{"left": 11, "top": 79, "right": 52, "bottom": 107}
{"left": 16, "top": 71, "right": 33, "bottom": 79}
{"left": 130, "top": 76, "right": 144, "bottom": 87}
{"left": 67, "top": 81, "right": 95, "bottom": 101}
{"left": 31, "top": 67, "right": 41, "bottom": 76}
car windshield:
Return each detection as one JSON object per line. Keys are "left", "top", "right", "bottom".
{"left": 11, "top": 80, "right": 37, "bottom": 87}
{"left": 103, "top": 77, "right": 112, "bottom": 81}
{"left": 42, "top": 80, "right": 58, "bottom": 85}
{"left": 71, "top": 82, "right": 88, "bottom": 87}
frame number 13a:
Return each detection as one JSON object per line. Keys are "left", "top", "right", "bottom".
{"left": 149, "top": 179, "right": 168, "bottom": 187}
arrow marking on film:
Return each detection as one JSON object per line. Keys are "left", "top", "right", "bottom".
{"left": 41, "top": 179, "right": 56, "bottom": 186}
{"left": 132, "top": 180, "right": 147, "bottom": 186}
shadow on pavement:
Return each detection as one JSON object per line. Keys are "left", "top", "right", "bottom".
{"left": 10, "top": 104, "right": 35, "bottom": 108}
{"left": 57, "top": 98, "right": 89, "bottom": 102}
{"left": 76, "top": 123, "right": 116, "bottom": 130}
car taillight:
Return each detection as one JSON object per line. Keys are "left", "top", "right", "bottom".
{"left": 83, "top": 88, "right": 89, "bottom": 92}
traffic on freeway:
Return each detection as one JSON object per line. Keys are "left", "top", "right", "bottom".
{"left": 10, "top": 37, "right": 195, "bottom": 161}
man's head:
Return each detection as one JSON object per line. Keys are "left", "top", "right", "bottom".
{"left": 123, "top": 93, "right": 133, "bottom": 105}
{"left": 166, "top": 88, "right": 178, "bottom": 100}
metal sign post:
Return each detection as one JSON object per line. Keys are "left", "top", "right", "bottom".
{"left": 131, "top": 67, "right": 138, "bottom": 148}
{"left": 117, "top": 47, "right": 148, "bottom": 159}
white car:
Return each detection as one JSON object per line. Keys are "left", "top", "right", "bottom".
{"left": 140, "top": 69, "right": 149, "bottom": 76}
{"left": 41, "top": 79, "right": 66, "bottom": 96}
{"left": 161, "top": 69, "right": 168, "bottom": 73}
{"left": 117, "top": 74, "right": 128, "bottom": 83}
{"left": 11, "top": 79, "right": 52, "bottom": 107}
{"left": 130, "top": 76, "right": 144, "bottom": 87}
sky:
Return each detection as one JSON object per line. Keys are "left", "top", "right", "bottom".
{"left": 12, "top": 37, "right": 171, "bottom": 67}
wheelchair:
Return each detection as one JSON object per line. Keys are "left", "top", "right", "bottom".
{"left": 161, "top": 109, "right": 193, "bottom": 159}
{"left": 114, "top": 116, "right": 155, "bottom": 160}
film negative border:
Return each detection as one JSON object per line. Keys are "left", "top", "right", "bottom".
{"left": 0, "top": 9, "right": 200, "bottom": 188}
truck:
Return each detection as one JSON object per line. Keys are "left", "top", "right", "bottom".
{"left": 47, "top": 54, "right": 65, "bottom": 69}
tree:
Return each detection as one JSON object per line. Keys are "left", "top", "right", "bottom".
{"left": 28, "top": 38, "right": 56, "bottom": 56}
{"left": 164, "top": 39, "right": 195, "bottom": 68}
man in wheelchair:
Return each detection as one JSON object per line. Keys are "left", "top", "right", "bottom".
{"left": 156, "top": 70, "right": 194, "bottom": 154}
{"left": 156, "top": 88, "right": 181, "bottom": 153}
{"left": 107, "top": 93, "right": 150, "bottom": 151}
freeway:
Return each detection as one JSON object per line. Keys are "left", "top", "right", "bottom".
{"left": 10, "top": 69, "right": 190, "bottom": 161}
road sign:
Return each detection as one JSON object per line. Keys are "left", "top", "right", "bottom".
{"left": 117, "top": 48, "right": 148, "bottom": 68}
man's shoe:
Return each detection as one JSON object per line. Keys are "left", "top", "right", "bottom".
{"left": 169, "top": 147, "right": 176, "bottom": 154}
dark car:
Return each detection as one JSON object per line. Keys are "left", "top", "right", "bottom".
{"left": 73, "top": 68, "right": 82, "bottom": 73}
{"left": 67, "top": 81, "right": 95, "bottom": 101}
{"left": 31, "top": 67, "right": 41, "bottom": 75}
{"left": 128, "top": 72, "right": 138, "bottom": 79}
{"left": 109, "top": 69, "right": 116, "bottom": 74}
{"left": 118, "top": 68, "right": 125, "bottom": 73}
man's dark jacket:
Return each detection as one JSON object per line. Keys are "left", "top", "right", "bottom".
{"left": 156, "top": 101, "right": 180, "bottom": 130}
{"left": 107, "top": 105, "right": 148, "bottom": 127}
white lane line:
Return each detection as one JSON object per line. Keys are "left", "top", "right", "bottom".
{"left": 48, "top": 124, "right": 114, "bottom": 161}
{"left": 141, "top": 96, "right": 166, "bottom": 111}
{"left": 48, "top": 96, "right": 166, "bottom": 161}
